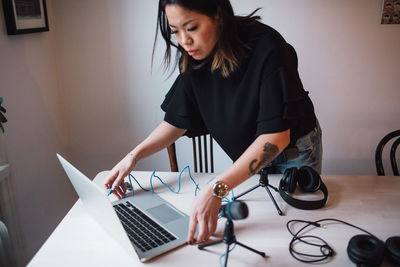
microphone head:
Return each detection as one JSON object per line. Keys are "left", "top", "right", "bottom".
{"left": 221, "top": 200, "right": 249, "bottom": 220}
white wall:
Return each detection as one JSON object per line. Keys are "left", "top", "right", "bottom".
{"left": 0, "top": 0, "right": 399, "bottom": 265}
{"left": 0, "top": 1, "right": 76, "bottom": 265}
{"left": 52, "top": 0, "right": 172, "bottom": 177}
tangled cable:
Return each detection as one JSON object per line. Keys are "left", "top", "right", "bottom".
{"left": 286, "top": 218, "right": 376, "bottom": 263}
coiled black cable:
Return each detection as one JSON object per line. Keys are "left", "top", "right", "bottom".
{"left": 286, "top": 218, "right": 376, "bottom": 263}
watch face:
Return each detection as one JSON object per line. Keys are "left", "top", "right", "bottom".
{"left": 213, "top": 181, "right": 229, "bottom": 198}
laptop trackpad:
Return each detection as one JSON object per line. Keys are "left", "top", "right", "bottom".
{"left": 146, "top": 203, "right": 183, "bottom": 224}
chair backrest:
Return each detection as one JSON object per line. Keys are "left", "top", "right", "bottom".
{"left": 167, "top": 134, "right": 214, "bottom": 173}
{"left": 375, "top": 129, "right": 400, "bottom": 176}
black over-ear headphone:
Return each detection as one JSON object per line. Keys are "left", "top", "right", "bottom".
{"left": 279, "top": 166, "right": 328, "bottom": 210}
{"left": 347, "top": 234, "right": 400, "bottom": 266}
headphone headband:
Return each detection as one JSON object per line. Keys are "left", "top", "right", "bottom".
{"left": 278, "top": 167, "right": 328, "bottom": 210}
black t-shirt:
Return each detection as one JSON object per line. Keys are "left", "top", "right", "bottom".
{"left": 161, "top": 22, "right": 317, "bottom": 162}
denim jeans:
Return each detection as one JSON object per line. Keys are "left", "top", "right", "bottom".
{"left": 269, "top": 120, "right": 323, "bottom": 174}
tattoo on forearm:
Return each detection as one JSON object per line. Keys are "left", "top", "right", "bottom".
{"left": 249, "top": 142, "right": 279, "bottom": 174}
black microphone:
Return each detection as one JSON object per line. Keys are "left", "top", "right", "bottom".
{"left": 219, "top": 200, "right": 249, "bottom": 220}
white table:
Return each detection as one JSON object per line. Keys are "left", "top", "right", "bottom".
{"left": 28, "top": 171, "right": 400, "bottom": 267}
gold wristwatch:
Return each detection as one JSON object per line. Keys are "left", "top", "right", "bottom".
{"left": 212, "top": 180, "right": 230, "bottom": 199}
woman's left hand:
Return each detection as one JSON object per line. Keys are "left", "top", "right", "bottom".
{"left": 187, "top": 184, "right": 221, "bottom": 244}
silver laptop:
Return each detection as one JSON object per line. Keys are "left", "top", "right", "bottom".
{"left": 56, "top": 154, "right": 190, "bottom": 262}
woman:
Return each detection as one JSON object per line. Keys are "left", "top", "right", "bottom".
{"left": 104, "top": 0, "right": 322, "bottom": 245}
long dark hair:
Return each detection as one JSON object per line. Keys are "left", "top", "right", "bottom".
{"left": 153, "top": 0, "right": 261, "bottom": 77}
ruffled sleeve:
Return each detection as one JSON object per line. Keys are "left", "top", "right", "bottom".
{"left": 161, "top": 73, "right": 208, "bottom": 137}
{"left": 256, "top": 43, "right": 310, "bottom": 136}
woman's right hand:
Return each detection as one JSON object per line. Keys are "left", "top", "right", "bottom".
{"left": 103, "top": 153, "right": 137, "bottom": 199}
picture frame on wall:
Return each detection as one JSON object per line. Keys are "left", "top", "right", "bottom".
{"left": 2, "top": 0, "right": 49, "bottom": 35}
{"left": 381, "top": 0, "right": 400, "bottom": 24}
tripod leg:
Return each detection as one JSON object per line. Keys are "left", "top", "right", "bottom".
{"left": 264, "top": 186, "right": 283, "bottom": 215}
{"left": 235, "top": 241, "right": 266, "bottom": 257}
{"left": 198, "top": 239, "right": 224, "bottom": 250}
{"left": 234, "top": 184, "right": 260, "bottom": 199}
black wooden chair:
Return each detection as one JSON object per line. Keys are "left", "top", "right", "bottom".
{"left": 375, "top": 129, "right": 400, "bottom": 176}
{"left": 167, "top": 134, "right": 214, "bottom": 173}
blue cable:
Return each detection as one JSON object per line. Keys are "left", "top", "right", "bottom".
{"left": 149, "top": 166, "right": 199, "bottom": 196}
{"left": 127, "top": 174, "right": 150, "bottom": 197}
{"left": 180, "top": 166, "right": 200, "bottom": 195}
{"left": 230, "top": 190, "right": 235, "bottom": 201}
{"left": 150, "top": 171, "right": 176, "bottom": 193}
{"left": 222, "top": 190, "right": 235, "bottom": 203}
{"left": 124, "top": 166, "right": 199, "bottom": 197}
{"left": 126, "top": 167, "right": 237, "bottom": 202}
{"left": 128, "top": 174, "right": 150, "bottom": 191}
{"left": 219, "top": 243, "right": 237, "bottom": 267}
{"left": 126, "top": 168, "right": 235, "bottom": 204}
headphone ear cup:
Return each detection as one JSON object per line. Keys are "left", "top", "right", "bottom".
{"left": 385, "top": 236, "right": 400, "bottom": 265}
{"left": 298, "top": 166, "right": 321, "bottom": 192}
{"left": 281, "top": 167, "right": 298, "bottom": 193}
{"left": 285, "top": 167, "right": 298, "bottom": 193}
{"left": 347, "top": 235, "right": 385, "bottom": 266}
{"left": 281, "top": 168, "right": 291, "bottom": 192}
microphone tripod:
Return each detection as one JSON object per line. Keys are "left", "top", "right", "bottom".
{"left": 234, "top": 168, "right": 283, "bottom": 215}
{"left": 198, "top": 219, "right": 266, "bottom": 267}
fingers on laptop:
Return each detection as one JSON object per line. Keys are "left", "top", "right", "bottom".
{"left": 187, "top": 213, "right": 219, "bottom": 245}
{"left": 187, "top": 216, "right": 208, "bottom": 244}
{"left": 197, "top": 218, "right": 208, "bottom": 243}
{"left": 207, "top": 217, "right": 217, "bottom": 241}
{"left": 187, "top": 215, "right": 197, "bottom": 245}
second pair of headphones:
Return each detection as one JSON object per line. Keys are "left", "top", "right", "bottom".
{"left": 279, "top": 166, "right": 328, "bottom": 210}
{"left": 347, "top": 234, "right": 400, "bottom": 266}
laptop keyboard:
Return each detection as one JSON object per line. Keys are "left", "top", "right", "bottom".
{"left": 113, "top": 202, "right": 177, "bottom": 252}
